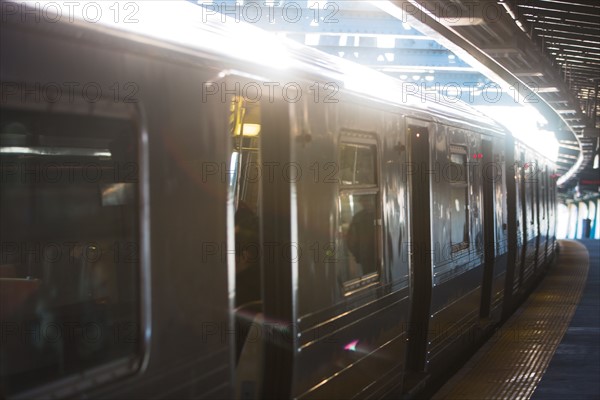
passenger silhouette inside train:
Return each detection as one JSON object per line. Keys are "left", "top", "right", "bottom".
{"left": 234, "top": 202, "right": 261, "bottom": 363}
{"left": 234, "top": 203, "right": 261, "bottom": 307}
{"left": 346, "top": 195, "right": 377, "bottom": 275}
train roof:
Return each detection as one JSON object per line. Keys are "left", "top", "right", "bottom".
{"left": 10, "top": 0, "right": 504, "bottom": 133}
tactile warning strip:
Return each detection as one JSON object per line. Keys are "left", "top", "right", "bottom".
{"left": 432, "top": 240, "right": 589, "bottom": 400}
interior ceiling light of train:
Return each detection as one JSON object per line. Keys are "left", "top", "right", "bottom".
{"left": 195, "top": 0, "right": 598, "bottom": 197}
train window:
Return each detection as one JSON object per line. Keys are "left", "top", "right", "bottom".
{"left": 545, "top": 168, "right": 550, "bottom": 221}
{"left": 528, "top": 161, "right": 536, "bottom": 229}
{"left": 230, "top": 96, "right": 262, "bottom": 216}
{"left": 542, "top": 170, "right": 547, "bottom": 220}
{"left": 449, "top": 145, "right": 469, "bottom": 252}
{"left": 229, "top": 96, "right": 262, "bottom": 365}
{"left": 230, "top": 96, "right": 262, "bottom": 305}
{"left": 340, "top": 143, "right": 376, "bottom": 186}
{"left": 337, "top": 137, "right": 380, "bottom": 292}
{"left": 0, "top": 105, "right": 140, "bottom": 395}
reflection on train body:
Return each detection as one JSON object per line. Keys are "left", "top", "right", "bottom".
{"left": 0, "top": 2, "right": 558, "bottom": 399}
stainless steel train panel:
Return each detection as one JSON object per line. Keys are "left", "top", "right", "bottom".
{"left": 1, "top": 13, "right": 232, "bottom": 399}
{"left": 294, "top": 290, "right": 410, "bottom": 398}
{"left": 514, "top": 145, "right": 526, "bottom": 293}
{"left": 427, "top": 284, "right": 482, "bottom": 369}
{"left": 522, "top": 146, "right": 540, "bottom": 285}
{"left": 291, "top": 96, "right": 411, "bottom": 397}
{"left": 489, "top": 136, "right": 509, "bottom": 321}
{"left": 425, "top": 125, "right": 484, "bottom": 370}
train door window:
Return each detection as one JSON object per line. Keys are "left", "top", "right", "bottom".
{"left": 0, "top": 101, "right": 140, "bottom": 395}
{"left": 228, "top": 96, "right": 262, "bottom": 368}
{"left": 449, "top": 145, "right": 469, "bottom": 252}
{"left": 528, "top": 161, "right": 536, "bottom": 229}
{"left": 337, "top": 136, "right": 381, "bottom": 293}
{"left": 542, "top": 169, "right": 547, "bottom": 220}
{"left": 540, "top": 170, "right": 544, "bottom": 221}
{"left": 230, "top": 96, "right": 262, "bottom": 217}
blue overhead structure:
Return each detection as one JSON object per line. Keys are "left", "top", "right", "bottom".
{"left": 193, "top": 0, "right": 494, "bottom": 96}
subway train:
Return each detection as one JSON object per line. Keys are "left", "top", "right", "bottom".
{"left": 0, "top": 1, "right": 557, "bottom": 399}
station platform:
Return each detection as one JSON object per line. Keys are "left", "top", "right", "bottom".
{"left": 432, "top": 239, "right": 600, "bottom": 400}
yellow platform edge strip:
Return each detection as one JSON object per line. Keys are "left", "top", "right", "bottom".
{"left": 433, "top": 240, "right": 590, "bottom": 400}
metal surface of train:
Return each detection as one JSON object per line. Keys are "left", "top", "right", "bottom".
{"left": 0, "top": 1, "right": 557, "bottom": 398}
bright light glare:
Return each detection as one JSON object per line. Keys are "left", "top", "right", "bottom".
{"left": 475, "top": 105, "right": 559, "bottom": 162}
{"left": 310, "top": 0, "right": 329, "bottom": 9}
{"left": 568, "top": 203, "right": 578, "bottom": 238}
{"left": 240, "top": 123, "right": 261, "bottom": 136}
{"left": 556, "top": 203, "right": 569, "bottom": 239}
{"left": 25, "top": 1, "right": 294, "bottom": 70}
{"left": 344, "top": 340, "right": 359, "bottom": 351}
{"left": 342, "top": 63, "right": 418, "bottom": 107}
{"left": 576, "top": 202, "right": 588, "bottom": 239}
{"left": 305, "top": 34, "right": 321, "bottom": 46}
{"left": 229, "top": 152, "right": 239, "bottom": 188}
{"left": 377, "top": 36, "right": 397, "bottom": 49}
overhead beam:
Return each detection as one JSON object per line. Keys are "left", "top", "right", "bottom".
{"left": 518, "top": 8, "right": 600, "bottom": 26}
{"left": 535, "top": 30, "right": 600, "bottom": 45}
{"left": 528, "top": 20, "right": 600, "bottom": 37}
{"left": 516, "top": 2, "right": 600, "bottom": 17}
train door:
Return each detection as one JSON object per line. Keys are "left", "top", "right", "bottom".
{"left": 533, "top": 158, "right": 541, "bottom": 273}
{"left": 228, "top": 94, "right": 265, "bottom": 399}
{"left": 259, "top": 99, "right": 295, "bottom": 400}
{"left": 228, "top": 88, "right": 295, "bottom": 399}
{"left": 518, "top": 150, "right": 527, "bottom": 289}
{"left": 503, "top": 136, "right": 525, "bottom": 317}
{"left": 522, "top": 152, "right": 537, "bottom": 282}
{"left": 405, "top": 122, "right": 432, "bottom": 375}
{"left": 541, "top": 166, "right": 549, "bottom": 266}
{"left": 480, "top": 139, "right": 495, "bottom": 318}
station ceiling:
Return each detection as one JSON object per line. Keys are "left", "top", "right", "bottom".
{"left": 508, "top": 0, "right": 599, "bottom": 200}
{"left": 381, "top": 0, "right": 599, "bottom": 197}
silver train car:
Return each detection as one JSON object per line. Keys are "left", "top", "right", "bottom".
{"left": 0, "top": 1, "right": 557, "bottom": 398}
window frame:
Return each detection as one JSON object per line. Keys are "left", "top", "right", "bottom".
{"left": 448, "top": 144, "right": 470, "bottom": 253}
{"left": 337, "top": 131, "right": 382, "bottom": 295}
{"left": 229, "top": 96, "right": 262, "bottom": 215}
{"left": 0, "top": 94, "right": 149, "bottom": 399}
